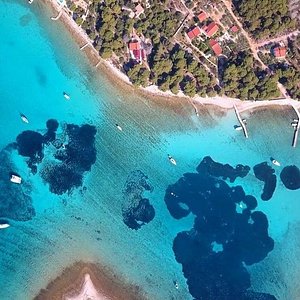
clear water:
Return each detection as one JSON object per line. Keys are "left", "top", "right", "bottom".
{"left": 0, "top": 1, "right": 300, "bottom": 300}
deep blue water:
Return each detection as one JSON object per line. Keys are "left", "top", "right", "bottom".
{"left": 1, "top": 1, "right": 300, "bottom": 299}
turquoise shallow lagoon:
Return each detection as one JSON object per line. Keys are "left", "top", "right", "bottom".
{"left": 0, "top": 1, "right": 300, "bottom": 299}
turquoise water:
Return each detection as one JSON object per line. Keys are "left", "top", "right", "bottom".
{"left": 0, "top": 1, "right": 300, "bottom": 299}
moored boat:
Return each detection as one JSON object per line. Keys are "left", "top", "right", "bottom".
{"left": 234, "top": 125, "right": 243, "bottom": 131}
{"left": 28, "top": 0, "right": 33, "bottom": 3}
{"left": 270, "top": 157, "right": 280, "bottom": 166}
{"left": 272, "top": 160, "right": 281, "bottom": 167}
{"left": 168, "top": 154, "right": 177, "bottom": 165}
{"left": 20, "top": 113, "right": 29, "bottom": 123}
{"left": 0, "top": 223, "right": 10, "bottom": 229}
{"left": 63, "top": 92, "right": 70, "bottom": 100}
{"left": 10, "top": 174, "right": 22, "bottom": 184}
{"left": 116, "top": 124, "right": 123, "bottom": 131}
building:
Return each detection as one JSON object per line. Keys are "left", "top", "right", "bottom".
{"left": 202, "top": 22, "right": 219, "bottom": 37}
{"left": 134, "top": 4, "right": 144, "bottom": 18}
{"left": 209, "top": 39, "right": 222, "bottom": 56}
{"left": 273, "top": 47, "right": 287, "bottom": 59}
{"left": 73, "top": 0, "right": 88, "bottom": 11}
{"left": 187, "top": 26, "right": 201, "bottom": 40}
{"left": 198, "top": 11, "right": 207, "bottom": 22}
{"left": 128, "top": 41, "right": 145, "bottom": 62}
{"left": 231, "top": 25, "right": 239, "bottom": 33}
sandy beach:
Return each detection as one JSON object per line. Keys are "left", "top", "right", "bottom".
{"left": 33, "top": 262, "right": 147, "bottom": 300}
{"left": 43, "top": 0, "right": 300, "bottom": 114}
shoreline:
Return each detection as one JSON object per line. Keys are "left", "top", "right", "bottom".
{"left": 44, "top": 0, "right": 300, "bottom": 114}
{"left": 33, "top": 261, "right": 147, "bottom": 300}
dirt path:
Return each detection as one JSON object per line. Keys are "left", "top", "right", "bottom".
{"left": 255, "top": 30, "right": 300, "bottom": 48}
{"left": 221, "top": 0, "right": 268, "bottom": 69}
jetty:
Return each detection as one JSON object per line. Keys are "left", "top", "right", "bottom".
{"left": 233, "top": 104, "right": 248, "bottom": 138}
{"left": 80, "top": 42, "right": 91, "bottom": 51}
{"left": 95, "top": 61, "right": 101, "bottom": 68}
{"left": 51, "top": 10, "right": 63, "bottom": 21}
{"left": 291, "top": 105, "right": 300, "bottom": 147}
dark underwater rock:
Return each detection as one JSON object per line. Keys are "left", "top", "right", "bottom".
{"left": 41, "top": 122, "right": 97, "bottom": 195}
{"left": 43, "top": 119, "right": 59, "bottom": 144}
{"left": 123, "top": 198, "right": 155, "bottom": 230}
{"left": 280, "top": 165, "right": 300, "bottom": 190}
{"left": 197, "top": 156, "right": 250, "bottom": 183}
{"left": 122, "top": 170, "right": 155, "bottom": 230}
{"left": 165, "top": 157, "right": 274, "bottom": 300}
{"left": 253, "top": 162, "right": 276, "bottom": 201}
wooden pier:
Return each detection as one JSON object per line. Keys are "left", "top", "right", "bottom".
{"left": 291, "top": 105, "right": 300, "bottom": 147}
{"left": 80, "top": 42, "right": 90, "bottom": 50}
{"left": 233, "top": 104, "right": 248, "bottom": 138}
{"left": 51, "top": 10, "right": 63, "bottom": 21}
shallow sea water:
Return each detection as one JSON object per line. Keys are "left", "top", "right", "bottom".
{"left": 0, "top": 1, "right": 300, "bottom": 300}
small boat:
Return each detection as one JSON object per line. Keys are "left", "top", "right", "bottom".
{"left": 234, "top": 125, "right": 243, "bottom": 131}
{"left": 242, "top": 119, "right": 247, "bottom": 125}
{"left": 272, "top": 160, "right": 281, "bottom": 167}
{"left": 173, "top": 280, "right": 179, "bottom": 290}
{"left": 63, "top": 92, "right": 70, "bottom": 100}
{"left": 116, "top": 124, "right": 123, "bottom": 131}
{"left": 0, "top": 223, "right": 10, "bottom": 229}
{"left": 20, "top": 113, "right": 29, "bottom": 123}
{"left": 10, "top": 174, "right": 22, "bottom": 184}
{"left": 168, "top": 154, "right": 177, "bottom": 165}
{"left": 28, "top": 0, "right": 33, "bottom": 3}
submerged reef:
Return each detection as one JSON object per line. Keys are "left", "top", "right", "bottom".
{"left": 15, "top": 120, "right": 97, "bottom": 195}
{"left": 165, "top": 156, "right": 275, "bottom": 300}
{"left": 197, "top": 156, "right": 250, "bottom": 183}
{"left": 253, "top": 162, "right": 277, "bottom": 201}
{"left": 41, "top": 123, "right": 97, "bottom": 195}
{"left": 122, "top": 170, "right": 155, "bottom": 230}
{"left": 280, "top": 165, "right": 300, "bottom": 190}
{"left": 16, "top": 130, "right": 44, "bottom": 174}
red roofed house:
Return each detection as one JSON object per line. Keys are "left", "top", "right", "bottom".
{"left": 231, "top": 25, "right": 239, "bottom": 33}
{"left": 209, "top": 39, "right": 222, "bottom": 56}
{"left": 134, "top": 4, "right": 144, "bottom": 18}
{"left": 202, "top": 22, "right": 219, "bottom": 37}
{"left": 273, "top": 47, "right": 287, "bottom": 59}
{"left": 129, "top": 41, "right": 145, "bottom": 62}
{"left": 187, "top": 26, "right": 201, "bottom": 40}
{"left": 198, "top": 11, "right": 207, "bottom": 22}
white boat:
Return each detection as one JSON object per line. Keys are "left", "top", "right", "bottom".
{"left": 0, "top": 223, "right": 10, "bottom": 229}
{"left": 168, "top": 154, "right": 177, "bottom": 165}
{"left": 10, "top": 174, "right": 22, "bottom": 184}
{"left": 28, "top": 0, "right": 33, "bottom": 3}
{"left": 234, "top": 125, "right": 243, "bottom": 131}
{"left": 272, "top": 160, "right": 281, "bottom": 167}
{"left": 20, "top": 113, "right": 29, "bottom": 123}
{"left": 116, "top": 124, "right": 123, "bottom": 131}
{"left": 174, "top": 281, "right": 179, "bottom": 289}
{"left": 63, "top": 92, "right": 70, "bottom": 100}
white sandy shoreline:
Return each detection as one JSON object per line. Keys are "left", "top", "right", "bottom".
{"left": 46, "top": 0, "right": 300, "bottom": 113}
{"left": 66, "top": 274, "right": 110, "bottom": 300}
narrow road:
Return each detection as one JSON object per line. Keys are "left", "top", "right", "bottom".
{"left": 255, "top": 30, "right": 300, "bottom": 48}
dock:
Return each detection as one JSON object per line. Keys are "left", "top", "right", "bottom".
{"left": 80, "top": 42, "right": 90, "bottom": 51}
{"left": 233, "top": 104, "right": 248, "bottom": 138}
{"left": 291, "top": 105, "right": 300, "bottom": 147}
{"left": 51, "top": 10, "right": 63, "bottom": 21}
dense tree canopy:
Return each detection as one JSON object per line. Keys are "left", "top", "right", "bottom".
{"left": 233, "top": 0, "right": 296, "bottom": 39}
{"left": 223, "top": 52, "right": 280, "bottom": 100}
